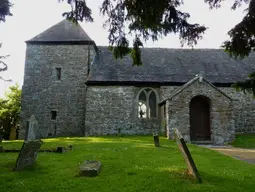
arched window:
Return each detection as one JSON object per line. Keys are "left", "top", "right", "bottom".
{"left": 137, "top": 88, "right": 158, "bottom": 119}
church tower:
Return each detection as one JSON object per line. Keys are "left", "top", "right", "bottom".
{"left": 20, "top": 19, "right": 97, "bottom": 138}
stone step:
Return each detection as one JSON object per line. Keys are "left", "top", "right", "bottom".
{"left": 191, "top": 140, "right": 213, "bottom": 145}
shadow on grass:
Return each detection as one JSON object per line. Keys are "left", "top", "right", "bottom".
{"left": 1, "top": 160, "right": 44, "bottom": 172}
{"left": 199, "top": 171, "right": 255, "bottom": 191}
{"left": 1, "top": 161, "right": 16, "bottom": 171}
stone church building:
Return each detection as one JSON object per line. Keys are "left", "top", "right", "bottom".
{"left": 20, "top": 19, "right": 255, "bottom": 144}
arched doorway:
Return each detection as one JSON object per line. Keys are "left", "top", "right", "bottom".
{"left": 189, "top": 95, "right": 210, "bottom": 141}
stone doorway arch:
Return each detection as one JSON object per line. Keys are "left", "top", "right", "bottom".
{"left": 189, "top": 95, "right": 211, "bottom": 141}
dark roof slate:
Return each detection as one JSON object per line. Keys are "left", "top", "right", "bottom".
{"left": 27, "top": 19, "right": 93, "bottom": 43}
{"left": 87, "top": 46, "right": 255, "bottom": 84}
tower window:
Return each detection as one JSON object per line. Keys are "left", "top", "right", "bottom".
{"left": 51, "top": 111, "right": 57, "bottom": 120}
{"left": 56, "top": 68, "right": 61, "bottom": 80}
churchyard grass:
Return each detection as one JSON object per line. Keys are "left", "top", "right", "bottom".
{"left": 231, "top": 134, "right": 255, "bottom": 149}
{"left": 0, "top": 136, "right": 255, "bottom": 192}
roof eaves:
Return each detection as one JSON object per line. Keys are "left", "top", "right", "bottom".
{"left": 166, "top": 76, "right": 200, "bottom": 101}
{"left": 25, "top": 40, "right": 95, "bottom": 45}
{"left": 202, "top": 78, "right": 232, "bottom": 100}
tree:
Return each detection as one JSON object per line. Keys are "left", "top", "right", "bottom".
{"left": 0, "top": 43, "right": 11, "bottom": 81}
{"left": 1, "top": 0, "right": 255, "bottom": 92}
{"left": 0, "top": 0, "right": 12, "bottom": 80}
{"left": 58, "top": 0, "right": 255, "bottom": 65}
{"left": 0, "top": 84, "right": 22, "bottom": 140}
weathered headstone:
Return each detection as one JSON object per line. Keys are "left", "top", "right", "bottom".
{"left": 9, "top": 127, "right": 17, "bottom": 140}
{"left": 13, "top": 140, "right": 43, "bottom": 171}
{"left": 79, "top": 160, "right": 101, "bottom": 177}
{"left": 56, "top": 147, "right": 66, "bottom": 153}
{"left": 25, "top": 115, "right": 38, "bottom": 141}
{"left": 173, "top": 128, "right": 202, "bottom": 183}
{"left": 153, "top": 132, "right": 160, "bottom": 147}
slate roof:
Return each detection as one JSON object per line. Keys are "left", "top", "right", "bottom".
{"left": 87, "top": 46, "right": 255, "bottom": 84}
{"left": 27, "top": 19, "right": 93, "bottom": 44}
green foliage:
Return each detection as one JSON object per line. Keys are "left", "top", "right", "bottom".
{"left": 58, "top": 0, "right": 93, "bottom": 23}
{"left": 231, "top": 134, "right": 255, "bottom": 148}
{"left": 0, "top": 43, "right": 11, "bottom": 81}
{"left": 0, "top": 0, "right": 12, "bottom": 22}
{"left": 232, "top": 71, "right": 255, "bottom": 95}
{"left": 0, "top": 0, "right": 12, "bottom": 80}
{"left": 1, "top": 0, "right": 255, "bottom": 93}
{"left": 0, "top": 0, "right": 253, "bottom": 65}
{"left": 0, "top": 84, "right": 22, "bottom": 139}
{"left": 99, "top": 0, "right": 207, "bottom": 65}
{"left": 1, "top": 136, "right": 255, "bottom": 192}
{"left": 56, "top": 0, "right": 253, "bottom": 66}
{"left": 223, "top": 0, "right": 255, "bottom": 59}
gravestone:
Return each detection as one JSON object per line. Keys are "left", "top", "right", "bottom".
{"left": 153, "top": 132, "right": 160, "bottom": 147}
{"left": 0, "top": 135, "right": 3, "bottom": 143}
{"left": 56, "top": 147, "right": 66, "bottom": 153}
{"left": 9, "top": 127, "right": 17, "bottom": 140}
{"left": 25, "top": 115, "right": 38, "bottom": 141}
{"left": 173, "top": 128, "right": 202, "bottom": 183}
{"left": 13, "top": 140, "right": 43, "bottom": 171}
{"left": 79, "top": 160, "right": 101, "bottom": 177}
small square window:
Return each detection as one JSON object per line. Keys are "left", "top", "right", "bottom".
{"left": 51, "top": 111, "right": 57, "bottom": 120}
{"left": 56, "top": 68, "right": 61, "bottom": 80}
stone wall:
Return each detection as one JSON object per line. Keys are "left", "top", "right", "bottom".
{"left": 20, "top": 44, "right": 95, "bottom": 139}
{"left": 85, "top": 86, "right": 160, "bottom": 135}
{"left": 20, "top": 43, "right": 255, "bottom": 139}
{"left": 160, "top": 84, "right": 255, "bottom": 140}
{"left": 220, "top": 88, "right": 255, "bottom": 133}
{"left": 163, "top": 79, "right": 235, "bottom": 144}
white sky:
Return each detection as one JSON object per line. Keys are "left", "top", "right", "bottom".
{"left": 0, "top": 0, "right": 248, "bottom": 97}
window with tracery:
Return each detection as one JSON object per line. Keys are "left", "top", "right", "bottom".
{"left": 138, "top": 88, "right": 157, "bottom": 119}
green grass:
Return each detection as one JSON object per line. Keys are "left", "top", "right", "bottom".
{"left": 231, "top": 134, "right": 255, "bottom": 149}
{"left": 0, "top": 136, "right": 255, "bottom": 192}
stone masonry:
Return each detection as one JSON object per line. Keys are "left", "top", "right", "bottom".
{"left": 219, "top": 88, "right": 255, "bottom": 134}
{"left": 20, "top": 44, "right": 95, "bottom": 139}
{"left": 85, "top": 86, "right": 160, "bottom": 136}
{"left": 19, "top": 19, "right": 255, "bottom": 144}
{"left": 163, "top": 78, "right": 235, "bottom": 144}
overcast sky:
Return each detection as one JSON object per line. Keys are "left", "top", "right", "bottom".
{"left": 0, "top": 0, "right": 248, "bottom": 97}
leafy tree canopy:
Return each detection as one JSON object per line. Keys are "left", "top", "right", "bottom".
{"left": 1, "top": 0, "right": 255, "bottom": 92}
{"left": 57, "top": 0, "right": 254, "bottom": 65}
{"left": 0, "top": 84, "right": 22, "bottom": 139}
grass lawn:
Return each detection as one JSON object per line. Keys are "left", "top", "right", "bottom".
{"left": 231, "top": 134, "right": 255, "bottom": 149}
{"left": 0, "top": 136, "right": 255, "bottom": 192}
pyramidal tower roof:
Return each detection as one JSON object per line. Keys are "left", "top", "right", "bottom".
{"left": 27, "top": 19, "right": 94, "bottom": 44}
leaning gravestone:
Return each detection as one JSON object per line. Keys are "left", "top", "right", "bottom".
{"left": 25, "top": 115, "right": 38, "bottom": 141}
{"left": 173, "top": 128, "right": 202, "bottom": 183}
{"left": 13, "top": 140, "right": 43, "bottom": 171}
{"left": 14, "top": 115, "right": 42, "bottom": 171}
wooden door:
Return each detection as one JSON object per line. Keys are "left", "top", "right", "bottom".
{"left": 190, "top": 96, "right": 210, "bottom": 141}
